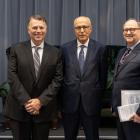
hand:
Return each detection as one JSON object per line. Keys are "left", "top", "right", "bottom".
{"left": 58, "top": 111, "right": 63, "bottom": 119}
{"left": 31, "top": 110, "right": 40, "bottom": 115}
{"left": 25, "top": 98, "right": 42, "bottom": 115}
{"left": 130, "top": 113, "right": 140, "bottom": 123}
{"left": 112, "top": 112, "right": 117, "bottom": 117}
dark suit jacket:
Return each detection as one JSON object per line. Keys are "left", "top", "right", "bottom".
{"left": 61, "top": 39, "right": 108, "bottom": 116}
{"left": 112, "top": 42, "right": 140, "bottom": 114}
{"left": 4, "top": 40, "right": 63, "bottom": 122}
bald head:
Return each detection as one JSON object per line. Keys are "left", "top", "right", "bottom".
{"left": 123, "top": 19, "right": 139, "bottom": 29}
{"left": 74, "top": 16, "right": 92, "bottom": 27}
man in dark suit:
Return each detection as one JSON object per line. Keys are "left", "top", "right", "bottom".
{"left": 4, "top": 15, "right": 63, "bottom": 140}
{"left": 112, "top": 19, "right": 140, "bottom": 140}
{"left": 61, "top": 16, "right": 108, "bottom": 140}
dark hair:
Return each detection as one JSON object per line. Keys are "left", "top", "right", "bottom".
{"left": 27, "top": 15, "right": 47, "bottom": 27}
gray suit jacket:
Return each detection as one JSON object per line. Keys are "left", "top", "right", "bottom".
{"left": 112, "top": 42, "right": 140, "bottom": 115}
{"left": 4, "top": 40, "right": 63, "bottom": 122}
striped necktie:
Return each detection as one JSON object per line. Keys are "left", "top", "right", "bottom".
{"left": 120, "top": 48, "right": 132, "bottom": 64}
{"left": 79, "top": 45, "right": 85, "bottom": 74}
{"left": 34, "top": 46, "right": 40, "bottom": 77}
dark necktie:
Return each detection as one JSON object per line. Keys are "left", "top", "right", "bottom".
{"left": 79, "top": 45, "right": 85, "bottom": 73}
{"left": 120, "top": 48, "right": 132, "bottom": 64}
{"left": 34, "top": 46, "right": 40, "bottom": 77}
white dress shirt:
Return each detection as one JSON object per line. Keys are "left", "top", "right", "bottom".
{"left": 31, "top": 40, "right": 44, "bottom": 63}
{"left": 77, "top": 39, "right": 89, "bottom": 60}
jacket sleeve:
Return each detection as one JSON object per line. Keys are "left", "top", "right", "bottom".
{"left": 8, "top": 46, "right": 31, "bottom": 105}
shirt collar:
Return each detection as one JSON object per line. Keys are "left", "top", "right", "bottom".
{"left": 31, "top": 40, "right": 44, "bottom": 49}
{"left": 77, "top": 39, "right": 89, "bottom": 48}
{"left": 127, "top": 40, "right": 140, "bottom": 50}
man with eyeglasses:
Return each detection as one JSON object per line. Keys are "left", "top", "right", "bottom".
{"left": 112, "top": 19, "right": 140, "bottom": 140}
{"left": 61, "top": 16, "right": 108, "bottom": 140}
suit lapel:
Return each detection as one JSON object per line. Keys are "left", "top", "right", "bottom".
{"left": 116, "top": 52, "right": 136, "bottom": 75}
{"left": 115, "top": 44, "right": 140, "bottom": 76}
{"left": 70, "top": 41, "right": 81, "bottom": 76}
{"left": 36, "top": 43, "right": 49, "bottom": 81}
{"left": 24, "top": 41, "right": 36, "bottom": 81}
{"left": 82, "top": 40, "right": 94, "bottom": 76}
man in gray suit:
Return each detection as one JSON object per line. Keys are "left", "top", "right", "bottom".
{"left": 61, "top": 16, "right": 108, "bottom": 140}
{"left": 4, "top": 15, "right": 63, "bottom": 140}
{"left": 112, "top": 19, "right": 140, "bottom": 140}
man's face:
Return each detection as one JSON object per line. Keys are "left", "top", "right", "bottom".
{"left": 28, "top": 18, "right": 47, "bottom": 46}
{"left": 123, "top": 20, "right": 140, "bottom": 46}
{"left": 74, "top": 17, "right": 92, "bottom": 44}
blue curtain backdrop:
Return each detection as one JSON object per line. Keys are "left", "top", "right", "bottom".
{"left": 0, "top": 0, "right": 140, "bottom": 83}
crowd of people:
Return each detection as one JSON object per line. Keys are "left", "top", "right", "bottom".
{"left": 2, "top": 15, "right": 140, "bottom": 140}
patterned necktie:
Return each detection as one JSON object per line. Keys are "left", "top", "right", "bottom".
{"left": 79, "top": 45, "right": 85, "bottom": 73}
{"left": 120, "top": 48, "right": 132, "bottom": 64}
{"left": 34, "top": 46, "right": 40, "bottom": 77}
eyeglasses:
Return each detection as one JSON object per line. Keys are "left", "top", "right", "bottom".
{"left": 123, "top": 28, "right": 140, "bottom": 33}
{"left": 75, "top": 26, "right": 90, "bottom": 31}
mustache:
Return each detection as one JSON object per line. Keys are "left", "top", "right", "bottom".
{"left": 125, "top": 35, "right": 133, "bottom": 37}
{"left": 34, "top": 33, "right": 42, "bottom": 35}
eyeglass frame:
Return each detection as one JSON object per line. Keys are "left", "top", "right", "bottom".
{"left": 123, "top": 28, "right": 140, "bottom": 33}
{"left": 74, "top": 26, "right": 90, "bottom": 31}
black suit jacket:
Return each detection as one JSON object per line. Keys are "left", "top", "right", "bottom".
{"left": 4, "top": 40, "right": 63, "bottom": 122}
{"left": 112, "top": 42, "right": 140, "bottom": 114}
{"left": 61, "top": 39, "right": 108, "bottom": 116}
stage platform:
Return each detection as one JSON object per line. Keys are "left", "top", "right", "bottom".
{"left": 0, "top": 127, "right": 117, "bottom": 140}
{"left": 0, "top": 110, "right": 117, "bottom": 140}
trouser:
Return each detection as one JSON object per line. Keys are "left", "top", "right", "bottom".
{"left": 9, "top": 119, "right": 51, "bottom": 140}
{"left": 63, "top": 103, "right": 100, "bottom": 140}
{"left": 116, "top": 117, "right": 140, "bottom": 140}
